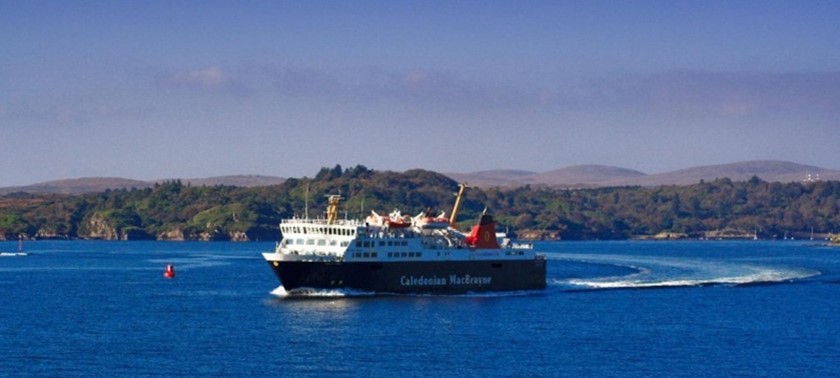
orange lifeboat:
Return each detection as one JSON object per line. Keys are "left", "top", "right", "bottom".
{"left": 386, "top": 219, "right": 411, "bottom": 228}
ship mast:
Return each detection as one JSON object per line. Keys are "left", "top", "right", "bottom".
{"left": 449, "top": 183, "right": 468, "bottom": 229}
{"left": 304, "top": 183, "right": 310, "bottom": 219}
{"left": 325, "top": 195, "right": 342, "bottom": 225}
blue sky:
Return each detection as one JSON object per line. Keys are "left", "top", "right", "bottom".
{"left": 2, "top": 1, "right": 839, "bottom": 186}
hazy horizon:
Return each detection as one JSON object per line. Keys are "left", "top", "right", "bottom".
{"left": 3, "top": 1, "right": 839, "bottom": 187}
{"left": 4, "top": 159, "right": 837, "bottom": 188}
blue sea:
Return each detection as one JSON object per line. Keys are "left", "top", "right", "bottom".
{"left": 1, "top": 240, "right": 838, "bottom": 377}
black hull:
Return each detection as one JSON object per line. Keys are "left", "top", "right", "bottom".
{"left": 266, "top": 259, "right": 547, "bottom": 294}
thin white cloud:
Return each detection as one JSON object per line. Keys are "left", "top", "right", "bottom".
{"left": 175, "top": 66, "right": 230, "bottom": 86}
{"left": 162, "top": 65, "right": 240, "bottom": 92}
{"left": 159, "top": 64, "right": 840, "bottom": 120}
{"left": 263, "top": 65, "right": 539, "bottom": 110}
{"left": 581, "top": 71, "right": 840, "bottom": 117}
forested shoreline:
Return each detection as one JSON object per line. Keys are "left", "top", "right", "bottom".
{"left": 1, "top": 165, "right": 839, "bottom": 241}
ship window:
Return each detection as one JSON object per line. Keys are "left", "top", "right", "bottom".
{"left": 401, "top": 241, "right": 408, "bottom": 246}
{"left": 317, "top": 240, "right": 326, "bottom": 246}
{"left": 330, "top": 240, "right": 337, "bottom": 246}
{"left": 363, "top": 252, "right": 370, "bottom": 258}
{"left": 379, "top": 241, "right": 385, "bottom": 247}
{"left": 356, "top": 241, "right": 362, "bottom": 247}
{"left": 306, "top": 239, "right": 315, "bottom": 245}
{"left": 296, "top": 239, "right": 304, "bottom": 245}
{"left": 401, "top": 252, "right": 407, "bottom": 257}
{"left": 340, "top": 241, "right": 349, "bottom": 247}
{"left": 371, "top": 252, "right": 378, "bottom": 258}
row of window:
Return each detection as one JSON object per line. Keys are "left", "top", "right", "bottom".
{"left": 284, "top": 239, "right": 350, "bottom": 247}
{"left": 388, "top": 252, "right": 422, "bottom": 258}
{"left": 350, "top": 251, "right": 424, "bottom": 259}
{"left": 355, "top": 240, "right": 409, "bottom": 248}
{"left": 282, "top": 226, "right": 356, "bottom": 236}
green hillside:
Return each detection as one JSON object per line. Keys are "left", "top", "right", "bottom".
{"left": 1, "top": 165, "right": 839, "bottom": 241}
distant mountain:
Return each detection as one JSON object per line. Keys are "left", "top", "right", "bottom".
{"left": 0, "top": 177, "right": 153, "bottom": 195}
{"left": 3, "top": 161, "right": 839, "bottom": 194}
{"left": 0, "top": 175, "right": 286, "bottom": 195}
{"left": 617, "top": 160, "right": 840, "bottom": 187}
{"left": 446, "top": 160, "right": 840, "bottom": 188}
{"left": 532, "top": 165, "right": 647, "bottom": 187}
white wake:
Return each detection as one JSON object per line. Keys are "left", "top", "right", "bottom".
{"left": 548, "top": 253, "right": 820, "bottom": 289}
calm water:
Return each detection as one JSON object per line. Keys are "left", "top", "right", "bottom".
{"left": 1, "top": 240, "right": 838, "bottom": 377}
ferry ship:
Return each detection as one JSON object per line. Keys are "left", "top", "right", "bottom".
{"left": 262, "top": 184, "right": 547, "bottom": 295}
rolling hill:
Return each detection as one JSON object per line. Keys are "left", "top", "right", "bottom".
{"left": 2, "top": 161, "right": 838, "bottom": 194}
{"left": 446, "top": 160, "right": 840, "bottom": 188}
{"left": 0, "top": 175, "right": 286, "bottom": 195}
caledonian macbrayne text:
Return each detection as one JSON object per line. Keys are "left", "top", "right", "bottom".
{"left": 400, "top": 275, "right": 492, "bottom": 287}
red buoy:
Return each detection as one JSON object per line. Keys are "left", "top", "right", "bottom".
{"left": 164, "top": 264, "right": 175, "bottom": 279}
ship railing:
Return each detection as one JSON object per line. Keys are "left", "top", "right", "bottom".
{"left": 280, "top": 218, "right": 364, "bottom": 226}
